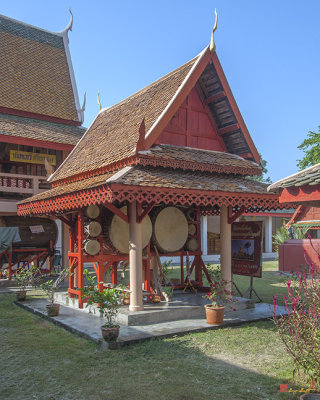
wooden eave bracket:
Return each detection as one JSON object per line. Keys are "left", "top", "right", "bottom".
{"left": 227, "top": 205, "right": 246, "bottom": 224}
{"left": 56, "top": 215, "right": 73, "bottom": 228}
{"left": 104, "top": 202, "right": 129, "bottom": 223}
{"left": 137, "top": 202, "right": 155, "bottom": 223}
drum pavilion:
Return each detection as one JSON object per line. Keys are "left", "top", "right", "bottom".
{"left": 18, "top": 25, "right": 290, "bottom": 311}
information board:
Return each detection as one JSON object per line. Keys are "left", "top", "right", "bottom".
{"left": 231, "top": 221, "right": 263, "bottom": 278}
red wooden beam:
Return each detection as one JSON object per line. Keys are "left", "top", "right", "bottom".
{"left": 228, "top": 205, "right": 246, "bottom": 224}
{"left": 237, "top": 153, "right": 255, "bottom": 160}
{"left": 218, "top": 124, "right": 240, "bottom": 136}
{"left": 205, "top": 91, "right": 226, "bottom": 104}
{"left": 279, "top": 185, "right": 320, "bottom": 204}
{"left": 104, "top": 202, "right": 129, "bottom": 223}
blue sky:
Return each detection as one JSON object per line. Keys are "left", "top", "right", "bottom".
{"left": 2, "top": 0, "right": 320, "bottom": 182}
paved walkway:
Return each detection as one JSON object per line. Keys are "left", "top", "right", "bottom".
{"left": 14, "top": 298, "right": 286, "bottom": 349}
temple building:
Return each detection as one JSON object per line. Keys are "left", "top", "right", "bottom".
{"left": 18, "top": 21, "right": 291, "bottom": 310}
{"left": 0, "top": 12, "right": 85, "bottom": 266}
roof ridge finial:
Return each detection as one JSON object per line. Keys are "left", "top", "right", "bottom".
{"left": 60, "top": 8, "right": 73, "bottom": 42}
{"left": 78, "top": 92, "right": 86, "bottom": 123}
{"left": 97, "top": 91, "right": 102, "bottom": 111}
{"left": 209, "top": 8, "right": 218, "bottom": 54}
{"left": 136, "top": 118, "right": 146, "bottom": 153}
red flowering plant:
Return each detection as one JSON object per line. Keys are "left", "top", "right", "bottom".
{"left": 272, "top": 236, "right": 320, "bottom": 389}
{"left": 204, "top": 279, "right": 238, "bottom": 310}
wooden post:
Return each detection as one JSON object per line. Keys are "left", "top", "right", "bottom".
{"left": 129, "top": 201, "right": 144, "bottom": 311}
{"left": 112, "top": 262, "right": 117, "bottom": 285}
{"left": 220, "top": 205, "right": 232, "bottom": 291}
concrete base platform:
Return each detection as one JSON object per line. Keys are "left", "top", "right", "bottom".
{"left": 15, "top": 298, "right": 285, "bottom": 349}
{"left": 55, "top": 291, "right": 255, "bottom": 326}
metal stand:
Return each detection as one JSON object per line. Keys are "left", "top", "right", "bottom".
{"left": 242, "top": 276, "right": 263, "bottom": 302}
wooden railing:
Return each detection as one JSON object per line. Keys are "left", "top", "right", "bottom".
{"left": 0, "top": 172, "right": 49, "bottom": 197}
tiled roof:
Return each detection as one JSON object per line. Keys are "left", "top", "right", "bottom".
{"left": 268, "top": 163, "right": 320, "bottom": 191}
{"left": 50, "top": 57, "right": 198, "bottom": 182}
{"left": 138, "top": 144, "right": 261, "bottom": 176}
{"left": 20, "top": 165, "right": 269, "bottom": 207}
{"left": 111, "top": 166, "right": 269, "bottom": 194}
{"left": 0, "top": 113, "right": 85, "bottom": 146}
{"left": 0, "top": 14, "right": 79, "bottom": 122}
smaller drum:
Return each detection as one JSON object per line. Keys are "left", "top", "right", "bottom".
{"left": 188, "top": 224, "right": 197, "bottom": 235}
{"left": 84, "top": 221, "right": 102, "bottom": 237}
{"left": 85, "top": 205, "right": 100, "bottom": 219}
{"left": 186, "top": 237, "right": 199, "bottom": 252}
{"left": 83, "top": 239, "right": 101, "bottom": 255}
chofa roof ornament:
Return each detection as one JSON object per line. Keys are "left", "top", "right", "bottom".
{"left": 60, "top": 8, "right": 73, "bottom": 42}
{"left": 97, "top": 91, "right": 102, "bottom": 111}
{"left": 209, "top": 9, "right": 218, "bottom": 54}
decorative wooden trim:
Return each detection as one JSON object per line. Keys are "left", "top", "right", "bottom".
{"left": 17, "top": 181, "right": 291, "bottom": 216}
{"left": 138, "top": 155, "right": 261, "bottom": 176}
{"left": 0, "top": 106, "right": 81, "bottom": 126}
{"left": 104, "top": 202, "right": 129, "bottom": 223}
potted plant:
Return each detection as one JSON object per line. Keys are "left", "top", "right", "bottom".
{"left": 204, "top": 279, "right": 237, "bottom": 325}
{"left": 81, "top": 269, "right": 122, "bottom": 348}
{"left": 40, "top": 268, "right": 69, "bottom": 317}
{"left": 12, "top": 264, "right": 41, "bottom": 301}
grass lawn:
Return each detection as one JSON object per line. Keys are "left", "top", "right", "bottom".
{"left": 0, "top": 260, "right": 307, "bottom": 399}
{"left": 0, "top": 290, "right": 307, "bottom": 400}
{"left": 164, "top": 260, "right": 288, "bottom": 306}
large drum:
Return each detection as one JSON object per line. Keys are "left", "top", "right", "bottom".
{"left": 107, "top": 206, "right": 152, "bottom": 254}
{"left": 152, "top": 206, "right": 188, "bottom": 253}
{"left": 0, "top": 216, "right": 57, "bottom": 248}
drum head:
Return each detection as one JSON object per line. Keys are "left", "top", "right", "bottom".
{"left": 109, "top": 206, "right": 152, "bottom": 254}
{"left": 154, "top": 206, "right": 188, "bottom": 253}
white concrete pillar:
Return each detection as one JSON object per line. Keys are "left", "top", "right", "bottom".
{"left": 129, "top": 201, "right": 144, "bottom": 311}
{"left": 265, "top": 216, "right": 273, "bottom": 253}
{"left": 62, "top": 221, "right": 69, "bottom": 269}
{"left": 201, "top": 215, "right": 208, "bottom": 256}
{"left": 220, "top": 206, "right": 232, "bottom": 287}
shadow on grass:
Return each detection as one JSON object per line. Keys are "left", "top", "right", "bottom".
{"left": 0, "top": 293, "right": 306, "bottom": 400}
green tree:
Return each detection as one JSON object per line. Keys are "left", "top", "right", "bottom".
{"left": 297, "top": 126, "right": 320, "bottom": 170}
{"left": 249, "top": 153, "right": 271, "bottom": 183}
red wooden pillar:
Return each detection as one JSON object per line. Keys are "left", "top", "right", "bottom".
{"left": 195, "top": 206, "right": 203, "bottom": 285}
{"left": 68, "top": 225, "right": 75, "bottom": 296}
{"left": 97, "top": 261, "right": 104, "bottom": 293}
{"left": 8, "top": 251, "right": 12, "bottom": 280}
{"left": 112, "top": 262, "right": 118, "bottom": 285}
{"left": 180, "top": 254, "right": 184, "bottom": 284}
{"left": 77, "top": 211, "right": 84, "bottom": 308}
{"left": 143, "top": 258, "right": 151, "bottom": 292}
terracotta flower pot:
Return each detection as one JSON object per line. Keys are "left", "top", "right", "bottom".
{"left": 205, "top": 305, "right": 225, "bottom": 325}
{"left": 101, "top": 325, "right": 120, "bottom": 349}
{"left": 46, "top": 303, "right": 60, "bottom": 317}
{"left": 16, "top": 290, "right": 27, "bottom": 301}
